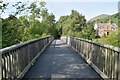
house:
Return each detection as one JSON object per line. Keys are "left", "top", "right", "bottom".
{"left": 94, "top": 21, "right": 117, "bottom": 37}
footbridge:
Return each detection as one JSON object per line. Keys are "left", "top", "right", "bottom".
{"left": 0, "top": 36, "right": 120, "bottom": 80}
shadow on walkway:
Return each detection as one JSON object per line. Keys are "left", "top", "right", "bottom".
{"left": 23, "top": 40, "right": 102, "bottom": 79}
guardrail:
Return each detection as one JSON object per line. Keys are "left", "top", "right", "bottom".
{"left": 0, "top": 36, "right": 54, "bottom": 79}
{"left": 61, "top": 36, "right": 120, "bottom": 80}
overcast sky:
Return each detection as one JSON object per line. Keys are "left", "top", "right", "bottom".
{"left": 1, "top": 0, "right": 119, "bottom": 21}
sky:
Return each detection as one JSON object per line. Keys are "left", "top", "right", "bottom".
{"left": 46, "top": 2, "right": 118, "bottom": 21}
{"left": 1, "top": 0, "right": 119, "bottom": 21}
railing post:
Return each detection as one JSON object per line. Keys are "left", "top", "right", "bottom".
{"left": 67, "top": 36, "right": 70, "bottom": 45}
{"left": 47, "top": 37, "right": 49, "bottom": 44}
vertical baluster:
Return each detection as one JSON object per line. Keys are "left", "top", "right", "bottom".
{"left": 108, "top": 49, "right": 112, "bottom": 78}
{"left": 11, "top": 51, "right": 15, "bottom": 79}
{"left": 28, "top": 44, "right": 30, "bottom": 65}
{"left": 16, "top": 49, "right": 19, "bottom": 77}
{"left": 106, "top": 48, "right": 109, "bottom": 77}
{"left": 86, "top": 42, "right": 88, "bottom": 59}
{"left": 80, "top": 40, "right": 81, "bottom": 53}
{"left": 75, "top": 38, "right": 77, "bottom": 51}
{"left": 81, "top": 41, "right": 83, "bottom": 54}
{"left": 32, "top": 42, "right": 35, "bottom": 57}
{"left": 15, "top": 50, "right": 17, "bottom": 78}
{"left": 39, "top": 40, "right": 41, "bottom": 51}
{"left": 104, "top": 48, "right": 107, "bottom": 75}
{"left": 19, "top": 47, "right": 22, "bottom": 74}
{"left": 4, "top": 54, "right": 6, "bottom": 79}
{"left": 114, "top": 51, "right": 118, "bottom": 79}
{"left": 116, "top": 52, "right": 120, "bottom": 80}
{"left": 78, "top": 39, "right": 80, "bottom": 52}
{"left": 118, "top": 53, "right": 120, "bottom": 80}
{"left": 21, "top": 47, "right": 25, "bottom": 73}
{"left": 111, "top": 51, "right": 115, "bottom": 79}
{"left": 2, "top": 54, "right": 5, "bottom": 79}
{"left": 26, "top": 45, "right": 29, "bottom": 66}
{"left": 10, "top": 51, "right": 14, "bottom": 79}
{"left": 36, "top": 41, "right": 38, "bottom": 54}
{"left": 8, "top": 52, "right": 12, "bottom": 79}
{"left": 5, "top": 54, "right": 8, "bottom": 79}
{"left": 5, "top": 53, "right": 8, "bottom": 79}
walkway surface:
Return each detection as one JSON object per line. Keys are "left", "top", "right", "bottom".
{"left": 23, "top": 40, "right": 101, "bottom": 79}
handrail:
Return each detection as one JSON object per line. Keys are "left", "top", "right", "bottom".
{"left": 0, "top": 36, "right": 52, "bottom": 54}
{"left": 73, "top": 37, "right": 120, "bottom": 53}
{"left": 0, "top": 36, "right": 54, "bottom": 79}
{"left": 65, "top": 36, "right": 120, "bottom": 80}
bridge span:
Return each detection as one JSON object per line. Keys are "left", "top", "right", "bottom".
{"left": 1, "top": 36, "right": 120, "bottom": 80}
{"left": 23, "top": 40, "right": 101, "bottom": 79}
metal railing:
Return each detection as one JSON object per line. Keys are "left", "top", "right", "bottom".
{"left": 0, "top": 36, "right": 54, "bottom": 79}
{"left": 65, "top": 36, "right": 120, "bottom": 80}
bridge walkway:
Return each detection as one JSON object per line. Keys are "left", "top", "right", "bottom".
{"left": 23, "top": 40, "right": 101, "bottom": 79}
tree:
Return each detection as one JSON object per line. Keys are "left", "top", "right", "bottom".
{"left": 56, "top": 10, "right": 86, "bottom": 37}
{"left": 81, "top": 22, "right": 96, "bottom": 40}
{"left": 1, "top": 0, "right": 58, "bottom": 48}
{"left": 2, "top": 15, "right": 22, "bottom": 47}
{"left": 96, "top": 31, "right": 119, "bottom": 47}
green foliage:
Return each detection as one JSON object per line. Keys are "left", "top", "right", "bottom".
{"left": 2, "top": 15, "right": 22, "bottom": 47}
{"left": 56, "top": 10, "right": 97, "bottom": 41}
{"left": 90, "top": 13, "right": 120, "bottom": 47}
{"left": 94, "top": 30, "right": 119, "bottom": 47}
{"left": 95, "top": 13, "right": 118, "bottom": 26}
{"left": 1, "top": 0, "right": 119, "bottom": 48}
{"left": 81, "top": 22, "right": 96, "bottom": 40}
{"left": 1, "top": 0, "right": 58, "bottom": 48}
{"left": 56, "top": 10, "right": 86, "bottom": 37}
{"left": 82, "top": 29, "right": 95, "bottom": 40}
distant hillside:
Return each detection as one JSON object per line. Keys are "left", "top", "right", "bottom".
{"left": 88, "top": 14, "right": 110, "bottom": 22}
{"left": 88, "top": 13, "right": 118, "bottom": 26}
{"left": 96, "top": 13, "right": 118, "bottom": 25}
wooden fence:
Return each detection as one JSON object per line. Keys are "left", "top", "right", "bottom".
{"left": 0, "top": 36, "right": 54, "bottom": 79}
{"left": 62, "top": 36, "right": 120, "bottom": 80}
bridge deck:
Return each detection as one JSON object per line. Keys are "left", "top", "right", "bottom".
{"left": 23, "top": 40, "right": 101, "bottom": 79}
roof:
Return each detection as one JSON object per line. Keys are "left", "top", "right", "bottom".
{"left": 94, "top": 22, "right": 117, "bottom": 29}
